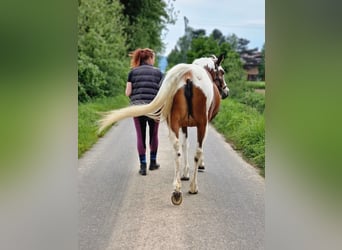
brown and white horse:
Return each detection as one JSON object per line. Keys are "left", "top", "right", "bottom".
{"left": 98, "top": 55, "right": 229, "bottom": 205}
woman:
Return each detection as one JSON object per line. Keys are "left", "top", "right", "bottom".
{"left": 125, "top": 48, "right": 163, "bottom": 176}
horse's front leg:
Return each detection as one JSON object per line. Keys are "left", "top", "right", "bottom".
{"left": 180, "top": 127, "right": 190, "bottom": 180}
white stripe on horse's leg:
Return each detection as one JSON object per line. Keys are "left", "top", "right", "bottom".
{"left": 181, "top": 130, "right": 190, "bottom": 179}
{"left": 170, "top": 130, "right": 181, "bottom": 192}
{"left": 199, "top": 157, "right": 205, "bottom": 169}
{"left": 198, "top": 125, "right": 208, "bottom": 170}
{"left": 189, "top": 145, "right": 202, "bottom": 194}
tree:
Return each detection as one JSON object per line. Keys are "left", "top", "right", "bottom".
{"left": 192, "top": 29, "right": 206, "bottom": 39}
{"left": 167, "top": 25, "right": 244, "bottom": 86}
{"left": 187, "top": 36, "right": 220, "bottom": 63}
{"left": 226, "top": 33, "right": 239, "bottom": 51}
{"left": 78, "top": 0, "right": 128, "bottom": 102}
{"left": 78, "top": 0, "right": 176, "bottom": 102}
{"left": 119, "top": 0, "right": 176, "bottom": 53}
{"left": 237, "top": 38, "right": 250, "bottom": 54}
{"left": 166, "top": 25, "right": 207, "bottom": 68}
{"left": 211, "top": 29, "right": 225, "bottom": 44}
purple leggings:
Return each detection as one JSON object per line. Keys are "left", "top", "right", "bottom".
{"left": 133, "top": 116, "right": 159, "bottom": 155}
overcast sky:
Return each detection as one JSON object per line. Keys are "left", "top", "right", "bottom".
{"left": 162, "top": 0, "right": 265, "bottom": 55}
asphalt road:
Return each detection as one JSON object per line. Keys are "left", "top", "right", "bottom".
{"left": 79, "top": 119, "right": 264, "bottom": 250}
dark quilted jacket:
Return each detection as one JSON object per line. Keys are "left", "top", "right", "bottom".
{"left": 128, "top": 64, "right": 163, "bottom": 105}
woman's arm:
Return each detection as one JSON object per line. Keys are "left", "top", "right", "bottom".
{"left": 125, "top": 82, "right": 132, "bottom": 97}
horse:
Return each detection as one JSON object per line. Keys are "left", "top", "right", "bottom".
{"left": 98, "top": 54, "right": 229, "bottom": 205}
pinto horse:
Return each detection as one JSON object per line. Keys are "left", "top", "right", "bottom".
{"left": 98, "top": 54, "right": 229, "bottom": 205}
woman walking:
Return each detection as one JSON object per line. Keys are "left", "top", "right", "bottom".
{"left": 125, "top": 48, "right": 163, "bottom": 175}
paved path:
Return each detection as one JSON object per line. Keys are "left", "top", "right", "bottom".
{"left": 79, "top": 119, "right": 264, "bottom": 250}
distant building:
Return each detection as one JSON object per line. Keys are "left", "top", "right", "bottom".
{"left": 240, "top": 51, "right": 262, "bottom": 81}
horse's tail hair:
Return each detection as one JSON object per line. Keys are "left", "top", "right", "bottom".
{"left": 184, "top": 78, "right": 193, "bottom": 117}
{"left": 98, "top": 63, "right": 193, "bottom": 133}
{"left": 98, "top": 104, "right": 157, "bottom": 133}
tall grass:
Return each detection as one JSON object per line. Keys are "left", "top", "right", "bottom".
{"left": 238, "top": 91, "right": 265, "bottom": 113}
{"left": 78, "top": 96, "right": 129, "bottom": 157}
{"left": 212, "top": 98, "right": 265, "bottom": 175}
{"left": 246, "top": 81, "right": 265, "bottom": 89}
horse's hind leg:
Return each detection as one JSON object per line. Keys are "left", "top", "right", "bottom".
{"left": 169, "top": 125, "right": 184, "bottom": 205}
{"left": 189, "top": 123, "right": 207, "bottom": 194}
{"left": 180, "top": 127, "right": 190, "bottom": 180}
{"left": 198, "top": 156, "right": 205, "bottom": 171}
{"left": 169, "top": 127, "right": 182, "bottom": 193}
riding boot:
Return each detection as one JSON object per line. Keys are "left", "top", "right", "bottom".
{"left": 149, "top": 159, "right": 160, "bottom": 171}
{"left": 139, "top": 163, "right": 147, "bottom": 176}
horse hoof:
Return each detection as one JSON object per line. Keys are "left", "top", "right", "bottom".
{"left": 188, "top": 190, "right": 198, "bottom": 195}
{"left": 198, "top": 165, "right": 205, "bottom": 171}
{"left": 171, "top": 191, "right": 183, "bottom": 205}
{"left": 181, "top": 176, "right": 190, "bottom": 181}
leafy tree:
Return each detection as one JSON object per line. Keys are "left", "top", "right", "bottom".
{"left": 78, "top": 0, "right": 176, "bottom": 102}
{"left": 167, "top": 46, "right": 183, "bottom": 68}
{"left": 187, "top": 36, "right": 220, "bottom": 63}
{"left": 211, "top": 29, "right": 225, "bottom": 44}
{"left": 167, "top": 26, "right": 245, "bottom": 86}
{"left": 166, "top": 27, "right": 206, "bottom": 68}
{"left": 78, "top": 0, "right": 128, "bottom": 102}
{"left": 120, "top": 0, "right": 176, "bottom": 53}
{"left": 192, "top": 28, "right": 206, "bottom": 39}
{"left": 237, "top": 38, "right": 250, "bottom": 54}
{"left": 226, "top": 33, "right": 239, "bottom": 51}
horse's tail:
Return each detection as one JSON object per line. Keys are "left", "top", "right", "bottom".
{"left": 98, "top": 104, "right": 157, "bottom": 133}
{"left": 98, "top": 63, "right": 193, "bottom": 133}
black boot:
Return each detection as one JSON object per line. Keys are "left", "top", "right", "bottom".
{"left": 139, "top": 163, "right": 147, "bottom": 176}
{"left": 149, "top": 160, "right": 160, "bottom": 171}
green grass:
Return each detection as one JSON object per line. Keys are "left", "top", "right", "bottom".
{"left": 78, "top": 96, "right": 129, "bottom": 157}
{"left": 238, "top": 91, "right": 265, "bottom": 113}
{"left": 212, "top": 98, "right": 265, "bottom": 176}
{"left": 246, "top": 81, "right": 265, "bottom": 89}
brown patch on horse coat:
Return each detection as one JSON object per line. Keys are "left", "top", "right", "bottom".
{"left": 208, "top": 84, "right": 221, "bottom": 121}
{"left": 170, "top": 85, "right": 207, "bottom": 129}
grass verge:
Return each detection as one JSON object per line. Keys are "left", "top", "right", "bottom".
{"left": 246, "top": 81, "right": 265, "bottom": 89}
{"left": 212, "top": 98, "right": 265, "bottom": 176}
{"left": 78, "top": 96, "right": 129, "bottom": 158}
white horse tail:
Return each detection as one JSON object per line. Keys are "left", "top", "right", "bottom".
{"left": 98, "top": 63, "right": 193, "bottom": 133}
{"left": 98, "top": 104, "right": 156, "bottom": 133}
{"left": 147, "top": 63, "right": 194, "bottom": 120}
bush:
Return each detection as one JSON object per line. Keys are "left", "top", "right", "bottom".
{"left": 78, "top": 53, "right": 107, "bottom": 102}
{"left": 238, "top": 91, "right": 265, "bottom": 113}
{"left": 227, "top": 79, "right": 249, "bottom": 99}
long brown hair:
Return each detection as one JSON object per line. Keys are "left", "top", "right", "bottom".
{"left": 129, "top": 48, "right": 155, "bottom": 68}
